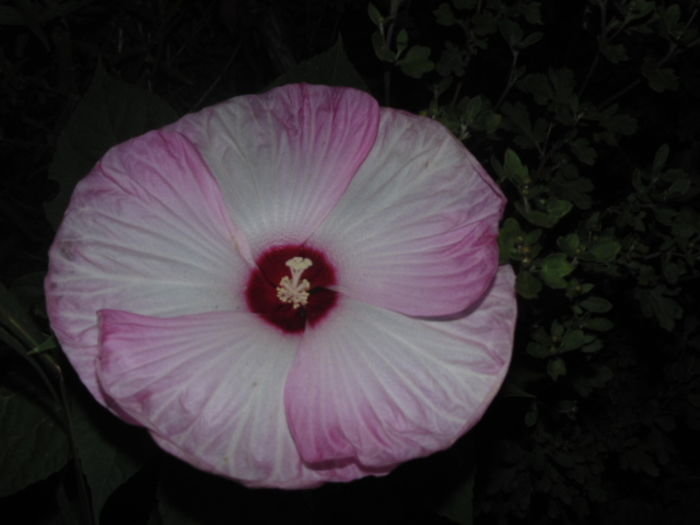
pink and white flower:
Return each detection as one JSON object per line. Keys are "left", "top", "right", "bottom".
{"left": 45, "top": 83, "right": 517, "bottom": 489}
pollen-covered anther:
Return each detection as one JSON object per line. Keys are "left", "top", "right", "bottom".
{"left": 276, "top": 256, "right": 313, "bottom": 309}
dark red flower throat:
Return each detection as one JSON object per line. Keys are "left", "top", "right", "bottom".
{"left": 245, "top": 245, "right": 338, "bottom": 333}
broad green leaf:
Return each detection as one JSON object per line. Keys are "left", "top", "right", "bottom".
{"left": 557, "top": 233, "right": 580, "bottom": 255}
{"left": 397, "top": 45, "right": 434, "bottom": 78}
{"left": 269, "top": 37, "right": 368, "bottom": 91}
{"left": 0, "top": 387, "right": 68, "bottom": 497}
{"left": 70, "top": 390, "right": 150, "bottom": 520}
{"left": 0, "top": 282, "right": 45, "bottom": 349}
{"left": 560, "top": 329, "right": 588, "bottom": 352}
{"left": 587, "top": 238, "right": 621, "bottom": 262}
{"left": 540, "top": 253, "right": 574, "bottom": 289}
{"left": 517, "top": 269, "right": 542, "bottom": 299}
{"left": 46, "top": 65, "right": 177, "bottom": 229}
{"left": 372, "top": 31, "right": 395, "bottom": 62}
{"left": 580, "top": 296, "right": 613, "bottom": 313}
{"left": 436, "top": 466, "right": 475, "bottom": 525}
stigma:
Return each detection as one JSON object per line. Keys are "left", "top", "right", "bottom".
{"left": 276, "top": 257, "right": 313, "bottom": 309}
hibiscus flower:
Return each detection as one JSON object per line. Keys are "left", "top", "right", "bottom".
{"left": 45, "top": 83, "right": 517, "bottom": 489}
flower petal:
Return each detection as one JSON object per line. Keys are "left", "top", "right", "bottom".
{"left": 284, "top": 266, "right": 516, "bottom": 468}
{"left": 308, "top": 109, "right": 505, "bottom": 316}
{"left": 45, "top": 130, "right": 249, "bottom": 404}
{"left": 97, "top": 309, "right": 388, "bottom": 488}
{"left": 172, "top": 84, "right": 380, "bottom": 256}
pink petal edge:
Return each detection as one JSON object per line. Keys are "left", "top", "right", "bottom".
{"left": 284, "top": 266, "right": 516, "bottom": 468}
{"left": 45, "top": 129, "right": 250, "bottom": 405}
{"left": 172, "top": 83, "right": 381, "bottom": 258}
{"left": 96, "top": 308, "right": 390, "bottom": 488}
{"left": 309, "top": 108, "right": 505, "bottom": 318}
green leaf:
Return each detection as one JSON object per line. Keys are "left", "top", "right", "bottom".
{"left": 0, "top": 386, "right": 69, "bottom": 497}
{"left": 372, "top": 31, "right": 395, "bottom": 62}
{"left": 499, "top": 19, "right": 523, "bottom": 47}
{"left": 547, "top": 358, "right": 567, "bottom": 381}
{"left": 70, "top": 390, "right": 151, "bottom": 520}
{"left": 518, "top": 73, "right": 552, "bottom": 105}
{"left": 627, "top": 0, "right": 655, "bottom": 20}
{"left": 45, "top": 65, "right": 177, "bottom": 229}
{"left": 527, "top": 342, "right": 549, "bottom": 358}
{"left": 269, "top": 37, "right": 368, "bottom": 91}
{"left": 587, "top": 238, "right": 621, "bottom": 262}
{"left": 397, "top": 45, "right": 434, "bottom": 78}
{"left": 560, "top": 329, "right": 588, "bottom": 352}
{"left": 436, "top": 42, "right": 468, "bottom": 77}
{"left": 606, "top": 113, "right": 637, "bottom": 135}
{"left": 638, "top": 287, "right": 683, "bottom": 331}
{"left": 0, "top": 282, "right": 45, "bottom": 349}
{"left": 517, "top": 198, "right": 573, "bottom": 228}
{"left": 584, "top": 317, "right": 614, "bottom": 331}
{"left": 498, "top": 217, "right": 521, "bottom": 261}
{"left": 570, "top": 138, "right": 597, "bottom": 165}
{"left": 520, "top": 32, "right": 543, "bottom": 49}
{"left": 524, "top": 401, "right": 538, "bottom": 427}
{"left": 540, "top": 253, "right": 574, "bottom": 289}
{"left": 395, "top": 29, "right": 408, "bottom": 54}
{"left": 436, "top": 465, "right": 475, "bottom": 525}
{"left": 367, "top": 3, "right": 383, "bottom": 27}
{"left": 580, "top": 296, "right": 613, "bottom": 313}
{"left": 557, "top": 233, "right": 580, "bottom": 255}
{"left": 503, "top": 148, "right": 529, "bottom": 185}
{"left": 434, "top": 3, "right": 457, "bottom": 26}
{"left": 600, "top": 42, "right": 628, "bottom": 63}
{"left": 517, "top": 270, "right": 542, "bottom": 299}
{"left": 642, "top": 59, "right": 679, "bottom": 92}
{"left": 522, "top": 2, "right": 543, "bottom": 24}
{"left": 653, "top": 144, "right": 670, "bottom": 171}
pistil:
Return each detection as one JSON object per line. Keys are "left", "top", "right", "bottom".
{"left": 276, "top": 257, "right": 313, "bottom": 309}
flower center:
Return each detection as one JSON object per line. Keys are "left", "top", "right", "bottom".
{"left": 245, "top": 245, "right": 338, "bottom": 334}
{"left": 276, "top": 257, "right": 313, "bottom": 309}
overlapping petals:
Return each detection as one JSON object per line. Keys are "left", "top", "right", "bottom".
{"left": 284, "top": 266, "right": 515, "bottom": 468}
{"left": 173, "top": 84, "right": 380, "bottom": 258}
{"left": 46, "top": 130, "right": 250, "bottom": 403}
{"left": 97, "top": 309, "right": 378, "bottom": 488}
{"left": 46, "top": 83, "right": 517, "bottom": 488}
{"left": 308, "top": 109, "right": 504, "bottom": 316}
